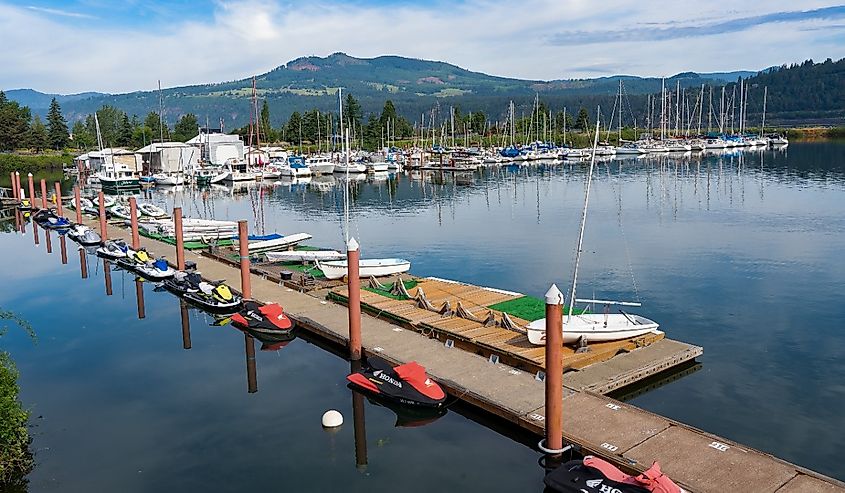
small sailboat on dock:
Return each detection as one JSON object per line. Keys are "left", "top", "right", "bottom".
{"left": 527, "top": 111, "right": 660, "bottom": 346}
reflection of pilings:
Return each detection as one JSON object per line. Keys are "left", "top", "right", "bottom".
{"left": 60, "top": 236, "right": 67, "bottom": 264}
{"left": 135, "top": 278, "right": 146, "bottom": 319}
{"left": 79, "top": 248, "right": 88, "bottom": 279}
{"left": 103, "top": 260, "right": 112, "bottom": 295}
{"left": 180, "top": 301, "right": 191, "bottom": 350}
{"left": 245, "top": 333, "right": 257, "bottom": 393}
{"left": 45, "top": 228, "right": 52, "bottom": 253}
{"left": 14, "top": 208, "right": 21, "bottom": 233}
{"left": 351, "top": 359, "right": 368, "bottom": 472}
{"left": 32, "top": 220, "right": 39, "bottom": 245}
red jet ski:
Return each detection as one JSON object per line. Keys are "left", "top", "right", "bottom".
{"left": 231, "top": 301, "right": 293, "bottom": 335}
{"left": 347, "top": 356, "right": 446, "bottom": 408}
{"left": 544, "top": 456, "right": 684, "bottom": 493}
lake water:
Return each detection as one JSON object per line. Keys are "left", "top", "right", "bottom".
{"left": 3, "top": 141, "right": 844, "bottom": 489}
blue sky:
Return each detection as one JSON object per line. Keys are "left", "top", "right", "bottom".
{"left": 1, "top": 0, "right": 843, "bottom": 93}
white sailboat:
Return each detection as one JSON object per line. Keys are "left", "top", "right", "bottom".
{"left": 527, "top": 111, "right": 660, "bottom": 346}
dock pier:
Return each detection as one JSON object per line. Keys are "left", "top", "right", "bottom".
{"left": 32, "top": 209, "right": 845, "bottom": 492}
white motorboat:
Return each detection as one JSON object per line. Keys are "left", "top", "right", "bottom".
{"left": 110, "top": 203, "right": 132, "bottom": 219}
{"left": 333, "top": 162, "right": 367, "bottom": 173}
{"left": 152, "top": 173, "right": 185, "bottom": 186}
{"left": 138, "top": 202, "right": 168, "bottom": 218}
{"left": 614, "top": 143, "right": 647, "bottom": 155}
{"left": 306, "top": 155, "right": 336, "bottom": 175}
{"left": 222, "top": 159, "right": 258, "bottom": 182}
{"left": 366, "top": 161, "right": 389, "bottom": 173}
{"left": 264, "top": 250, "right": 345, "bottom": 263}
{"left": 280, "top": 156, "right": 313, "bottom": 177}
{"left": 317, "top": 258, "right": 411, "bottom": 280}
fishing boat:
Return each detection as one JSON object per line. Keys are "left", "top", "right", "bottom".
{"left": 221, "top": 158, "right": 257, "bottom": 182}
{"left": 527, "top": 114, "right": 660, "bottom": 346}
{"left": 316, "top": 258, "right": 411, "bottom": 280}
{"left": 264, "top": 249, "right": 345, "bottom": 263}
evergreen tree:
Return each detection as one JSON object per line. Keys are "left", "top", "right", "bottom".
{"left": 71, "top": 120, "right": 95, "bottom": 150}
{"left": 259, "top": 101, "right": 273, "bottom": 142}
{"left": 0, "top": 91, "right": 32, "bottom": 151}
{"left": 342, "top": 94, "right": 362, "bottom": 130}
{"left": 46, "top": 98, "right": 69, "bottom": 150}
{"left": 143, "top": 111, "right": 169, "bottom": 141}
{"left": 118, "top": 114, "right": 133, "bottom": 147}
{"left": 284, "top": 111, "right": 303, "bottom": 146}
{"left": 29, "top": 116, "right": 48, "bottom": 152}
{"left": 173, "top": 113, "right": 199, "bottom": 142}
{"left": 576, "top": 108, "right": 590, "bottom": 131}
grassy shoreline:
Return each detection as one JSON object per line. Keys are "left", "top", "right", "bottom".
{"left": 0, "top": 153, "right": 73, "bottom": 173}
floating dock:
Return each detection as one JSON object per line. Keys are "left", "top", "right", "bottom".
{"left": 55, "top": 214, "right": 845, "bottom": 492}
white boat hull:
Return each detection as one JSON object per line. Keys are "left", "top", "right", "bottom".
{"left": 526, "top": 313, "right": 660, "bottom": 345}
{"left": 317, "top": 258, "right": 411, "bottom": 280}
{"left": 248, "top": 233, "right": 312, "bottom": 253}
{"left": 265, "top": 250, "right": 345, "bottom": 262}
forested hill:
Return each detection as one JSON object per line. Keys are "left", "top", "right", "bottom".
{"left": 5, "top": 53, "right": 754, "bottom": 127}
{"left": 731, "top": 58, "right": 845, "bottom": 125}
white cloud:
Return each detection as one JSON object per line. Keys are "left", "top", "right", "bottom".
{"left": 26, "top": 5, "right": 95, "bottom": 18}
{"left": 0, "top": 0, "right": 843, "bottom": 94}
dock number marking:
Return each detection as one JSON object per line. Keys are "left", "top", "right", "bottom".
{"left": 600, "top": 443, "right": 619, "bottom": 452}
{"left": 709, "top": 441, "right": 730, "bottom": 452}
{"left": 372, "top": 346, "right": 384, "bottom": 353}
{"left": 530, "top": 413, "right": 545, "bottom": 421}
{"left": 605, "top": 403, "right": 621, "bottom": 411}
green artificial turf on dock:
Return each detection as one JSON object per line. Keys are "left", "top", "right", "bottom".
{"left": 487, "top": 296, "right": 586, "bottom": 321}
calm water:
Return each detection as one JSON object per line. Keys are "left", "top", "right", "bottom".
{"left": 3, "top": 141, "right": 845, "bottom": 489}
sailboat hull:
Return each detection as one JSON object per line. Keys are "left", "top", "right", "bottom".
{"left": 526, "top": 314, "right": 660, "bottom": 345}
{"left": 317, "top": 258, "right": 411, "bottom": 280}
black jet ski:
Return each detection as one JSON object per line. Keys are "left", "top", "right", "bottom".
{"left": 346, "top": 356, "right": 446, "bottom": 408}
{"left": 183, "top": 280, "right": 241, "bottom": 313}
{"left": 162, "top": 270, "right": 204, "bottom": 295}
{"left": 96, "top": 239, "right": 130, "bottom": 259}
{"left": 33, "top": 209, "right": 72, "bottom": 230}
{"left": 544, "top": 456, "right": 682, "bottom": 493}
{"left": 231, "top": 301, "right": 291, "bottom": 332}
{"left": 66, "top": 224, "right": 102, "bottom": 246}
{"left": 17, "top": 198, "right": 32, "bottom": 211}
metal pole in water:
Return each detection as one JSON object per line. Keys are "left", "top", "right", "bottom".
{"left": 135, "top": 278, "right": 146, "bottom": 319}
{"left": 180, "top": 301, "right": 191, "bottom": 349}
{"left": 98, "top": 192, "right": 107, "bottom": 240}
{"left": 174, "top": 207, "right": 185, "bottom": 271}
{"left": 54, "top": 182, "right": 63, "bottom": 216}
{"left": 544, "top": 284, "right": 564, "bottom": 454}
{"left": 40, "top": 179, "right": 48, "bottom": 210}
{"left": 103, "top": 260, "right": 112, "bottom": 294}
{"left": 238, "top": 220, "right": 251, "bottom": 299}
{"left": 245, "top": 333, "right": 257, "bottom": 393}
{"left": 129, "top": 197, "right": 140, "bottom": 250}
{"left": 347, "top": 237, "right": 362, "bottom": 360}
{"left": 74, "top": 186, "right": 82, "bottom": 223}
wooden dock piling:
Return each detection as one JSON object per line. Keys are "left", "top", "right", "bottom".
{"left": 347, "top": 237, "right": 362, "bottom": 360}
{"left": 9, "top": 173, "right": 16, "bottom": 200}
{"left": 98, "top": 192, "right": 107, "bottom": 240}
{"left": 543, "top": 284, "right": 564, "bottom": 454}
{"left": 27, "top": 174, "right": 35, "bottom": 209}
{"left": 74, "top": 186, "right": 82, "bottom": 223}
{"left": 15, "top": 172, "right": 21, "bottom": 200}
{"left": 174, "top": 207, "right": 185, "bottom": 271}
{"left": 54, "top": 182, "right": 63, "bottom": 216}
{"left": 238, "top": 221, "right": 251, "bottom": 298}
{"left": 40, "top": 179, "right": 48, "bottom": 209}
{"left": 129, "top": 197, "right": 140, "bottom": 250}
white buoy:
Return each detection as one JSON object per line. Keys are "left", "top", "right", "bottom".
{"left": 322, "top": 409, "right": 343, "bottom": 428}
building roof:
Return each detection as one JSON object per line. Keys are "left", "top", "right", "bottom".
{"left": 136, "top": 141, "right": 192, "bottom": 153}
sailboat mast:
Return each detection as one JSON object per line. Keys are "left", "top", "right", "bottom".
{"left": 761, "top": 86, "right": 768, "bottom": 137}
{"left": 158, "top": 80, "right": 164, "bottom": 143}
{"left": 568, "top": 109, "right": 602, "bottom": 321}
